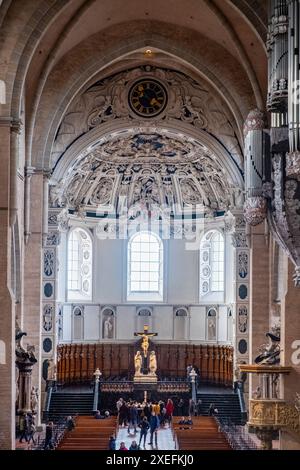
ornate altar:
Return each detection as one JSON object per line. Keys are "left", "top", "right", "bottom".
{"left": 133, "top": 325, "right": 158, "bottom": 385}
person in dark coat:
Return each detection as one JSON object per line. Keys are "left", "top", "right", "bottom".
{"left": 129, "top": 440, "right": 139, "bottom": 450}
{"left": 108, "top": 435, "right": 116, "bottom": 450}
{"left": 149, "top": 412, "right": 160, "bottom": 448}
{"left": 138, "top": 416, "right": 150, "bottom": 448}
{"left": 44, "top": 421, "right": 54, "bottom": 450}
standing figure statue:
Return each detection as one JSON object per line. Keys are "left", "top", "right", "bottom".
{"left": 31, "top": 386, "right": 39, "bottom": 414}
{"left": 47, "top": 359, "right": 57, "bottom": 381}
{"left": 103, "top": 317, "right": 113, "bottom": 339}
{"left": 134, "top": 351, "right": 142, "bottom": 376}
{"left": 149, "top": 351, "right": 157, "bottom": 376}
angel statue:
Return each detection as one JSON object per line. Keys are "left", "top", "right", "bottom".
{"left": 149, "top": 351, "right": 157, "bottom": 376}
{"left": 255, "top": 331, "right": 280, "bottom": 365}
{"left": 134, "top": 351, "right": 142, "bottom": 376}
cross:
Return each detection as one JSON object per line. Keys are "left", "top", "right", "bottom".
{"left": 134, "top": 325, "right": 157, "bottom": 358}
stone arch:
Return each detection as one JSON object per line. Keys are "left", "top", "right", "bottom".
{"left": 30, "top": 26, "right": 256, "bottom": 169}
{"left": 51, "top": 120, "right": 244, "bottom": 190}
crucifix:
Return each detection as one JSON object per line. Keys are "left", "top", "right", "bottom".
{"left": 134, "top": 325, "right": 157, "bottom": 374}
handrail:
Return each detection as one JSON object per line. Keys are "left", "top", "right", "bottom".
{"left": 43, "top": 381, "right": 54, "bottom": 421}
{"left": 215, "top": 416, "right": 259, "bottom": 450}
{"left": 234, "top": 381, "right": 247, "bottom": 424}
{"left": 32, "top": 415, "right": 77, "bottom": 450}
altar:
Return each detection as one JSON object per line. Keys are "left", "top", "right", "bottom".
{"left": 133, "top": 325, "right": 158, "bottom": 384}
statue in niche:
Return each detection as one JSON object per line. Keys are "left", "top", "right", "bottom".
{"left": 149, "top": 351, "right": 157, "bottom": 376}
{"left": 207, "top": 316, "right": 216, "bottom": 341}
{"left": 47, "top": 359, "right": 57, "bottom": 381}
{"left": 134, "top": 351, "right": 142, "bottom": 376}
{"left": 103, "top": 316, "right": 113, "bottom": 339}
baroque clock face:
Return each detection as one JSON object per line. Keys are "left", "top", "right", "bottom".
{"left": 128, "top": 79, "right": 167, "bottom": 117}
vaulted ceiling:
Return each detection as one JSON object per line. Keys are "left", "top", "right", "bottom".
{"left": 0, "top": 0, "right": 268, "bottom": 216}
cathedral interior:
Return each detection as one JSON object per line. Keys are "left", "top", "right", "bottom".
{"left": 0, "top": 0, "right": 300, "bottom": 451}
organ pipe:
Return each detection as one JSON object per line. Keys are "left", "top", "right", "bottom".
{"left": 267, "top": 0, "right": 289, "bottom": 113}
{"left": 287, "top": 0, "right": 300, "bottom": 178}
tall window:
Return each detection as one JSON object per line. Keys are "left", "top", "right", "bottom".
{"left": 200, "top": 230, "right": 224, "bottom": 298}
{"left": 127, "top": 231, "right": 163, "bottom": 301}
{"left": 68, "top": 228, "right": 92, "bottom": 300}
{"left": 210, "top": 231, "right": 224, "bottom": 292}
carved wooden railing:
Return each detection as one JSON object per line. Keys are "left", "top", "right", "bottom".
{"left": 56, "top": 343, "right": 233, "bottom": 386}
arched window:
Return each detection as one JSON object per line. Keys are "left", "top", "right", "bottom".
{"left": 127, "top": 231, "right": 163, "bottom": 301}
{"left": 200, "top": 230, "right": 224, "bottom": 298}
{"left": 67, "top": 228, "right": 92, "bottom": 300}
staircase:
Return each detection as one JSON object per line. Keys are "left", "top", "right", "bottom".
{"left": 174, "top": 416, "right": 232, "bottom": 450}
{"left": 57, "top": 416, "right": 117, "bottom": 450}
{"left": 197, "top": 393, "right": 243, "bottom": 425}
{"left": 48, "top": 392, "right": 94, "bottom": 422}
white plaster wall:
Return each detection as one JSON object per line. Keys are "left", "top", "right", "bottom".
{"left": 95, "top": 239, "right": 124, "bottom": 303}
{"left": 116, "top": 305, "right": 136, "bottom": 339}
{"left": 218, "top": 305, "right": 228, "bottom": 342}
{"left": 84, "top": 305, "right": 100, "bottom": 340}
{"left": 59, "top": 231, "right": 233, "bottom": 343}
{"left": 167, "top": 240, "right": 198, "bottom": 304}
{"left": 152, "top": 306, "right": 173, "bottom": 340}
{"left": 62, "top": 304, "right": 72, "bottom": 341}
{"left": 190, "top": 306, "right": 206, "bottom": 341}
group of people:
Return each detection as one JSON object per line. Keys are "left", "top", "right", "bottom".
{"left": 113, "top": 397, "right": 175, "bottom": 449}
{"left": 117, "top": 397, "right": 175, "bottom": 430}
{"left": 108, "top": 410, "right": 163, "bottom": 450}
{"left": 109, "top": 437, "right": 140, "bottom": 451}
{"left": 177, "top": 398, "right": 203, "bottom": 416}
{"left": 94, "top": 410, "right": 110, "bottom": 419}
{"left": 18, "top": 412, "right": 36, "bottom": 445}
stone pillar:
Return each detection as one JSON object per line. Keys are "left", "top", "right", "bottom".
{"left": 22, "top": 171, "right": 43, "bottom": 424}
{"left": 282, "top": 261, "right": 300, "bottom": 398}
{"left": 249, "top": 223, "right": 270, "bottom": 395}
{"left": 229, "top": 211, "right": 250, "bottom": 400}
{"left": 0, "top": 119, "right": 15, "bottom": 449}
{"left": 16, "top": 359, "right": 35, "bottom": 414}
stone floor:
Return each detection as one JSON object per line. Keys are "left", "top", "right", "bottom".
{"left": 116, "top": 424, "right": 176, "bottom": 451}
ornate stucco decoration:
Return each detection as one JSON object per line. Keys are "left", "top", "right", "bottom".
{"left": 286, "top": 151, "right": 300, "bottom": 180}
{"left": 269, "top": 154, "right": 300, "bottom": 286}
{"left": 50, "top": 65, "right": 242, "bottom": 170}
{"left": 50, "top": 129, "right": 237, "bottom": 215}
{"left": 243, "top": 196, "right": 267, "bottom": 226}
